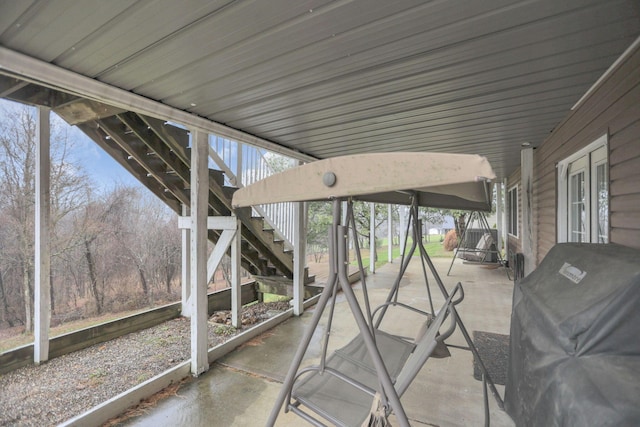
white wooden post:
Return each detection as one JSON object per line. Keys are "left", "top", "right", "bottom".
{"left": 178, "top": 215, "right": 240, "bottom": 327}
{"left": 399, "top": 205, "right": 407, "bottom": 254}
{"left": 236, "top": 141, "right": 243, "bottom": 186}
{"left": 387, "top": 204, "right": 393, "bottom": 263}
{"left": 293, "top": 201, "right": 306, "bottom": 316}
{"left": 342, "top": 200, "right": 350, "bottom": 262}
{"left": 521, "top": 147, "right": 535, "bottom": 276}
{"left": 231, "top": 219, "right": 242, "bottom": 328}
{"left": 34, "top": 106, "right": 50, "bottom": 364}
{"left": 190, "top": 129, "right": 209, "bottom": 376}
{"left": 181, "top": 204, "right": 191, "bottom": 317}
{"left": 369, "top": 203, "right": 375, "bottom": 273}
{"left": 501, "top": 178, "right": 508, "bottom": 256}
{"left": 496, "top": 182, "right": 503, "bottom": 253}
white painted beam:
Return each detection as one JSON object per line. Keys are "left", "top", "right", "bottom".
{"left": 236, "top": 142, "right": 243, "bottom": 186}
{"left": 399, "top": 205, "right": 407, "bottom": 253}
{"left": 521, "top": 147, "right": 535, "bottom": 276}
{"left": 231, "top": 220, "right": 242, "bottom": 328}
{"left": 205, "top": 228, "right": 237, "bottom": 286}
{"left": 369, "top": 203, "right": 376, "bottom": 274}
{"left": 180, "top": 204, "right": 191, "bottom": 318}
{"left": 292, "top": 201, "right": 306, "bottom": 316}
{"left": 190, "top": 130, "right": 209, "bottom": 376}
{"left": 0, "top": 47, "right": 315, "bottom": 163}
{"left": 387, "top": 204, "right": 393, "bottom": 264}
{"left": 178, "top": 215, "right": 239, "bottom": 285}
{"left": 34, "top": 106, "right": 51, "bottom": 364}
{"left": 208, "top": 146, "right": 240, "bottom": 187}
{"left": 501, "top": 178, "right": 508, "bottom": 255}
{"left": 178, "top": 215, "right": 239, "bottom": 230}
{"left": 496, "top": 182, "right": 503, "bottom": 253}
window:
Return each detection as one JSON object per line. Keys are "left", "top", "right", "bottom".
{"left": 557, "top": 135, "right": 608, "bottom": 243}
{"left": 508, "top": 185, "right": 518, "bottom": 237}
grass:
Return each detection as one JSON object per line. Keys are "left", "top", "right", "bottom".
{"left": 213, "top": 324, "right": 237, "bottom": 336}
{"left": 262, "top": 293, "right": 291, "bottom": 303}
{"left": 352, "top": 237, "right": 454, "bottom": 269}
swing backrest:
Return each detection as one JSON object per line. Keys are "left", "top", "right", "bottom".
{"left": 394, "top": 282, "right": 462, "bottom": 396}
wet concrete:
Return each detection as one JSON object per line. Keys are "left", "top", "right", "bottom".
{"left": 122, "top": 258, "right": 515, "bottom": 426}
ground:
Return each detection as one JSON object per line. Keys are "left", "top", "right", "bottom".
{"left": 0, "top": 301, "right": 290, "bottom": 427}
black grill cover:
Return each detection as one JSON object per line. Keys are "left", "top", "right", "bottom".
{"left": 505, "top": 243, "right": 640, "bottom": 426}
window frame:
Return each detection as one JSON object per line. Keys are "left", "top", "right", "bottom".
{"left": 557, "top": 134, "right": 608, "bottom": 243}
{"left": 507, "top": 184, "right": 519, "bottom": 238}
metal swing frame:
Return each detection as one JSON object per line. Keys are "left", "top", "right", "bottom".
{"left": 446, "top": 210, "right": 509, "bottom": 279}
{"left": 267, "top": 196, "right": 504, "bottom": 427}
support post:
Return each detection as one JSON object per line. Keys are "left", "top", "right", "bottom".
{"left": 369, "top": 203, "right": 375, "bottom": 273}
{"left": 387, "top": 204, "right": 393, "bottom": 263}
{"left": 292, "top": 201, "right": 306, "bottom": 316}
{"left": 190, "top": 129, "right": 209, "bottom": 376}
{"left": 399, "top": 205, "right": 407, "bottom": 253}
{"left": 501, "top": 178, "right": 508, "bottom": 257}
{"left": 178, "top": 216, "right": 240, "bottom": 326}
{"left": 496, "top": 182, "right": 503, "bottom": 253}
{"left": 231, "top": 219, "right": 242, "bottom": 328}
{"left": 180, "top": 204, "right": 191, "bottom": 317}
{"left": 341, "top": 200, "right": 350, "bottom": 263}
{"left": 236, "top": 141, "right": 243, "bottom": 186}
{"left": 34, "top": 106, "right": 50, "bottom": 364}
{"left": 521, "top": 147, "right": 535, "bottom": 276}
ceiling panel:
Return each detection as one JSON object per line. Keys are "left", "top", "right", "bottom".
{"left": 0, "top": 0, "right": 639, "bottom": 180}
{"left": 94, "top": 0, "right": 335, "bottom": 88}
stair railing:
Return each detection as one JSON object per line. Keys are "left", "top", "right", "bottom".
{"left": 209, "top": 135, "right": 297, "bottom": 250}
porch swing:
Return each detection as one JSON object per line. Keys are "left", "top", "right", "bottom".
{"left": 231, "top": 152, "right": 504, "bottom": 427}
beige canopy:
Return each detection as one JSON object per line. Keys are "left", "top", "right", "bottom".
{"left": 232, "top": 152, "right": 496, "bottom": 211}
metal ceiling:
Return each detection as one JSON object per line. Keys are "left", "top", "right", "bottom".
{"left": 1, "top": 0, "right": 639, "bottom": 179}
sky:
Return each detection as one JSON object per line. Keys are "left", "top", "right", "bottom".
{"left": 0, "top": 98, "right": 293, "bottom": 197}
{"left": 1, "top": 98, "right": 142, "bottom": 191}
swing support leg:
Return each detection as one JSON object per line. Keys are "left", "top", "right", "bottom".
{"left": 337, "top": 224, "right": 411, "bottom": 427}
{"left": 266, "top": 201, "right": 342, "bottom": 427}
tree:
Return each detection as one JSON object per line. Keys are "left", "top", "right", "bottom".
{"left": 118, "top": 191, "right": 180, "bottom": 300}
{"left": 351, "top": 202, "right": 389, "bottom": 264}
{"left": 307, "top": 202, "right": 333, "bottom": 262}
{"left": 74, "top": 185, "right": 134, "bottom": 314}
{"left": 0, "top": 103, "right": 185, "bottom": 330}
{"left": 263, "top": 152, "right": 295, "bottom": 174}
{"left": 0, "top": 105, "right": 89, "bottom": 330}
{"left": 0, "top": 107, "right": 37, "bottom": 331}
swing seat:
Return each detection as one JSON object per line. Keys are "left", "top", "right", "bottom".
{"left": 457, "top": 233, "right": 495, "bottom": 262}
{"left": 288, "top": 284, "right": 463, "bottom": 427}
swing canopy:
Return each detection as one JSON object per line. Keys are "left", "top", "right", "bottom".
{"left": 232, "top": 152, "right": 495, "bottom": 210}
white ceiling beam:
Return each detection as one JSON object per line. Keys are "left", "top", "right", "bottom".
{"left": 0, "top": 46, "right": 316, "bottom": 163}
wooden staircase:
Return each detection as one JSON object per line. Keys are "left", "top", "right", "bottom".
{"left": 56, "top": 112, "right": 293, "bottom": 278}
{"left": 74, "top": 110, "right": 299, "bottom": 278}
{"left": 0, "top": 74, "right": 314, "bottom": 282}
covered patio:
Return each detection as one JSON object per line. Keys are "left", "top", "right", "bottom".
{"left": 108, "top": 257, "right": 514, "bottom": 426}
{"left": 1, "top": 1, "right": 639, "bottom": 425}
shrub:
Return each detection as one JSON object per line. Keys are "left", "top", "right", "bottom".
{"left": 443, "top": 230, "right": 458, "bottom": 251}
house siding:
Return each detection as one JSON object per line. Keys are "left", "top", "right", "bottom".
{"left": 533, "top": 41, "right": 640, "bottom": 264}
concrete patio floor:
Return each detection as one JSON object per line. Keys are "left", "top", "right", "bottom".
{"left": 122, "top": 257, "right": 515, "bottom": 426}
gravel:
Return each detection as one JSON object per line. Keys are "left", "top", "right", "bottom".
{"left": 0, "top": 301, "right": 291, "bottom": 426}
